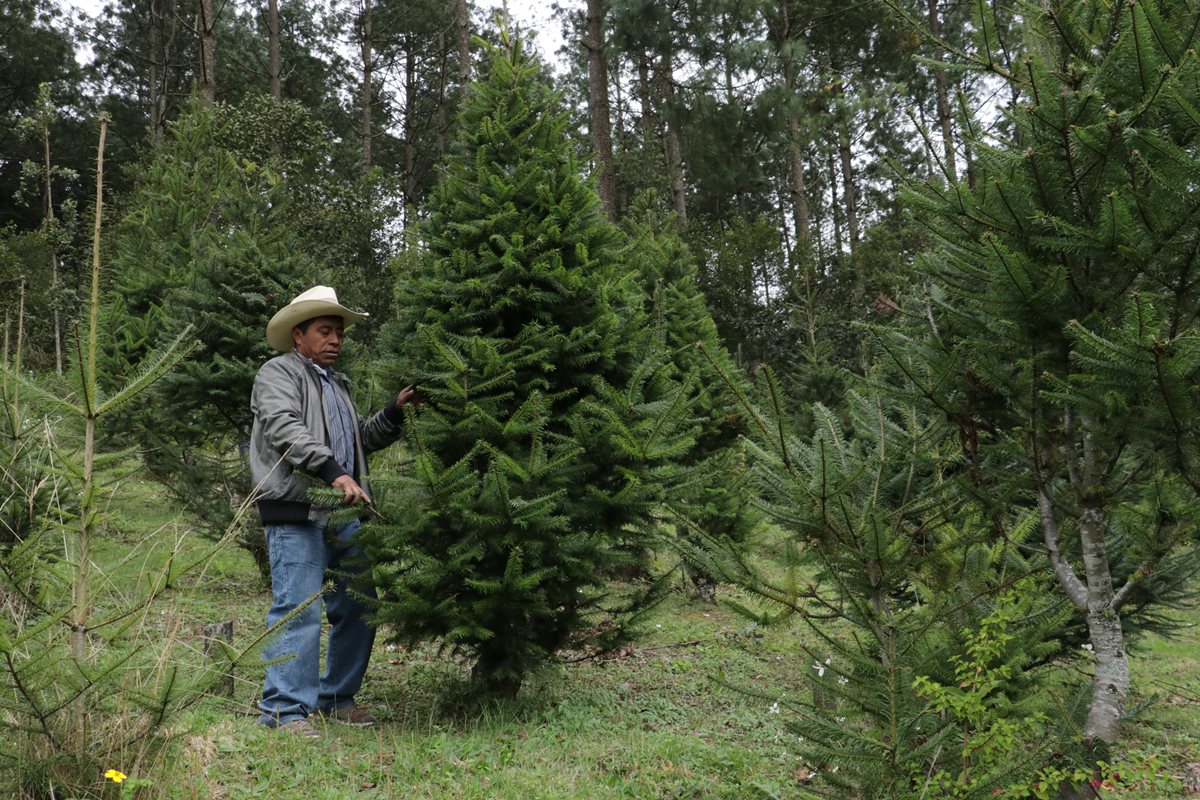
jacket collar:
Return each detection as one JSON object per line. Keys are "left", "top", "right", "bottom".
{"left": 286, "top": 349, "right": 351, "bottom": 386}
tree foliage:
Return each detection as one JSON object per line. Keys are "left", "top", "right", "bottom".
{"left": 879, "top": 0, "right": 1200, "bottom": 745}
{"left": 619, "top": 198, "right": 758, "bottom": 600}
{"left": 101, "top": 99, "right": 319, "bottom": 568}
{"left": 0, "top": 119, "right": 263, "bottom": 797}
{"left": 363, "top": 35, "right": 690, "bottom": 696}
{"left": 684, "top": 364, "right": 1072, "bottom": 798}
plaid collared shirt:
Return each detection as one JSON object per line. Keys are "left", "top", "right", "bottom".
{"left": 311, "top": 362, "right": 356, "bottom": 477}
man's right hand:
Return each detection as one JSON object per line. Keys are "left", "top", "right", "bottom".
{"left": 331, "top": 474, "right": 371, "bottom": 505}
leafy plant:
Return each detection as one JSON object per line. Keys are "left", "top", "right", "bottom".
{"left": 620, "top": 197, "right": 759, "bottom": 602}
{"left": 100, "top": 98, "right": 320, "bottom": 574}
{"left": 911, "top": 585, "right": 1057, "bottom": 797}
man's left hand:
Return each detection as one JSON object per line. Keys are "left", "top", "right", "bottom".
{"left": 395, "top": 384, "right": 423, "bottom": 408}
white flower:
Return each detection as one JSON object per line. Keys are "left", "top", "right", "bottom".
{"left": 1081, "top": 643, "right": 1094, "bottom": 652}
{"left": 656, "top": 623, "right": 662, "bottom": 629}
{"left": 838, "top": 676, "right": 849, "bottom": 685}
{"left": 813, "top": 660, "right": 826, "bottom": 677}
{"left": 385, "top": 644, "right": 396, "bottom": 653}
{"left": 768, "top": 702, "right": 781, "bottom": 715}
{"left": 835, "top": 716, "right": 846, "bottom": 723}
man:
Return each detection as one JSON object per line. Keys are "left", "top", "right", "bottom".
{"left": 250, "top": 285, "right": 418, "bottom": 738}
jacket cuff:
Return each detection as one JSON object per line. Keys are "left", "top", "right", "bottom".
{"left": 382, "top": 404, "right": 405, "bottom": 426}
{"left": 315, "top": 458, "right": 348, "bottom": 485}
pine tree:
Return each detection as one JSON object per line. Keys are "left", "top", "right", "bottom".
{"left": 881, "top": 0, "right": 1200, "bottom": 745}
{"left": 364, "top": 34, "right": 688, "bottom": 697}
{"left": 1, "top": 280, "right": 53, "bottom": 551}
{"left": 688, "top": 368, "right": 1069, "bottom": 798}
{"left": 102, "top": 99, "right": 317, "bottom": 571}
{"left": 0, "top": 117, "right": 263, "bottom": 796}
{"left": 619, "top": 197, "right": 758, "bottom": 601}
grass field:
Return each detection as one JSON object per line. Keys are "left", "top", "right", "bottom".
{"left": 27, "top": 476, "right": 1200, "bottom": 799}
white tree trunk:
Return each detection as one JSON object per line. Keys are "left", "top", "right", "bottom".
{"left": 1038, "top": 410, "right": 1132, "bottom": 744}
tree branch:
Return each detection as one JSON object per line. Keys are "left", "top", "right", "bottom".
{"left": 1038, "top": 484, "right": 1088, "bottom": 610}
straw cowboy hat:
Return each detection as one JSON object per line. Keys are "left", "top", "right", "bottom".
{"left": 266, "top": 285, "right": 369, "bottom": 352}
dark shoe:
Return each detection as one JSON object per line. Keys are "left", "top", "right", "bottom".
{"left": 275, "top": 718, "right": 322, "bottom": 739}
{"left": 316, "top": 705, "right": 376, "bottom": 727}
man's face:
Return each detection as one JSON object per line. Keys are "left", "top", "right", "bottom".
{"left": 293, "top": 316, "right": 345, "bottom": 367}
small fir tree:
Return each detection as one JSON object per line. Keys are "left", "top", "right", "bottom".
{"left": 882, "top": 0, "right": 1200, "bottom": 744}
{"left": 687, "top": 369, "right": 1069, "bottom": 798}
{"left": 619, "top": 198, "right": 758, "bottom": 601}
{"left": 364, "top": 34, "right": 690, "bottom": 696}
{"left": 0, "top": 117, "right": 264, "bottom": 796}
{"left": 1, "top": 279, "right": 53, "bottom": 551}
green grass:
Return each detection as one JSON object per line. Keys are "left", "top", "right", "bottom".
{"left": 1122, "top": 614, "right": 1200, "bottom": 781}
{"left": 17, "top": 475, "right": 1200, "bottom": 799}
{"left": 141, "top": 581, "right": 812, "bottom": 800}
{"left": 79, "top": 477, "right": 809, "bottom": 799}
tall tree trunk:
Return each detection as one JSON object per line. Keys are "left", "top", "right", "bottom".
{"left": 41, "top": 115, "right": 62, "bottom": 375}
{"left": 149, "top": 0, "right": 166, "bottom": 144}
{"left": 827, "top": 149, "right": 843, "bottom": 259}
{"left": 585, "top": 0, "right": 616, "bottom": 221}
{"left": 457, "top": 0, "right": 471, "bottom": 94}
{"left": 197, "top": 0, "right": 216, "bottom": 106}
{"left": 776, "top": 1, "right": 811, "bottom": 258}
{"left": 149, "top": 4, "right": 160, "bottom": 139}
{"left": 637, "top": 53, "right": 655, "bottom": 177}
{"left": 657, "top": 53, "right": 687, "bottom": 223}
{"left": 776, "top": 175, "right": 792, "bottom": 264}
{"left": 787, "top": 115, "right": 811, "bottom": 244}
{"left": 157, "top": 0, "right": 178, "bottom": 141}
{"left": 268, "top": 0, "right": 281, "bottom": 99}
{"left": 404, "top": 41, "right": 418, "bottom": 203}
{"left": 612, "top": 52, "right": 625, "bottom": 142}
{"left": 836, "top": 115, "right": 859, "bottom": 254}
{"left": 436, "top": 31, "right": 449, "bottom": 159}
{"left": 928, "top": 0, "right": 957, "bottom": 182}
{"left": 664, "top": 121, "right": 686, "bottom": 223}
{"left": 360, "top": 0, "right": 373, "bottom": 171}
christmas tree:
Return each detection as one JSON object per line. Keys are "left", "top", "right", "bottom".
{"left": 619, "top": 199, "right": 758, "bottom": 601}
{"left": 364, "top": 34, "right": 690, "bottom": 696}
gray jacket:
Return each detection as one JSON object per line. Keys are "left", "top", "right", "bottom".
{"left": 249, "top": 350, "right": 404, "bottom": 525}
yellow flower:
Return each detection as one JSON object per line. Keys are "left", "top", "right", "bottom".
{"left": 104, "top": 769, "right": 127, "bottom": 784}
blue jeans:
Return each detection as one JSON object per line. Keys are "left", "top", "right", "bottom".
{"left": 258, "top": 518, "right": 376, "bottom": 726}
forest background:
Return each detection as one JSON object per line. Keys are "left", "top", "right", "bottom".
{"left": 3, "top": 0, "right": 1200, "bottom": 798}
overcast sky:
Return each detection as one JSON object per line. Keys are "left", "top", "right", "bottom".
{"left": 59, "top": 0, "right": 580, "bottom": 74}
{"left": 498, "top": 0, "right": 576, "bottom": 71}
